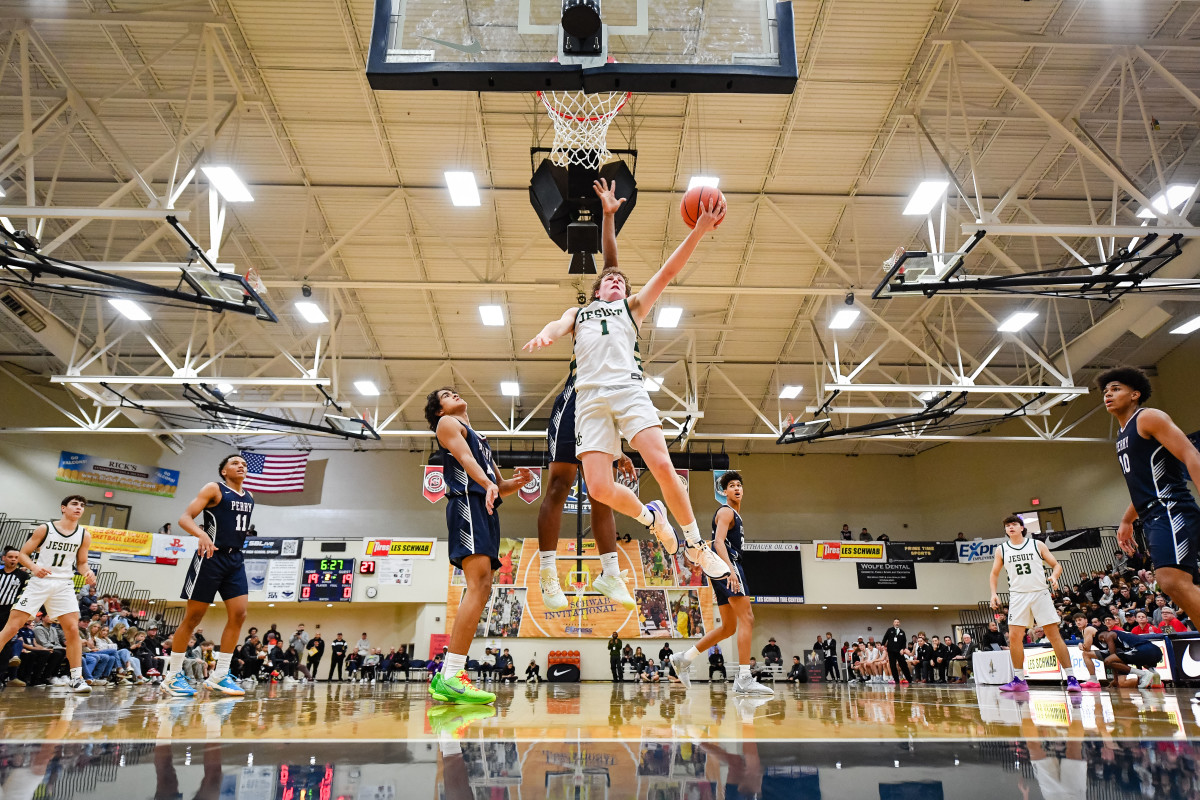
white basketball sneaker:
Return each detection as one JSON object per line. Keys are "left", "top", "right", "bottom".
{"left": 733, "top": 673, "right": 774, "bottom": 695}
{"left": 645, "top": 501, "right": 679, "bottom": 555}
{"left": 684, "top": 540, "right": 730, "bottom": 580}
{"left": 540, "top": 568, "right": 568, "bottom": 611}
{"left": 669, "top": 653, "right": 694, "bottom": 689}
{"left": 592, "top": 571, "right": 635, "bottom": 610}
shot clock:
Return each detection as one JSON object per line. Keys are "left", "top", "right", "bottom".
{"left": 300, "top": 557, "right": 355, "bottom": 602}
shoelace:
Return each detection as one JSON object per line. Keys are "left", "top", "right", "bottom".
{"left": 454, "top": 670, "right": 480, "bottom": 690}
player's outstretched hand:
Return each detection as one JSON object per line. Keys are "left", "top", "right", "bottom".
{"left": 523, "top": 333, "right": 554, "bottom": 352}
{"left": 485, "top": 482, "right": 499, "bottom": 515}
{"left": 693, "top": 195, "right": 726, "bottom": 233}
{"left": 594, "top": 178, "right": 625, "bottom": 216}
{"left": 196, "top": 531, "right": 216, "bottom": 558}
{"left": 1116, "top": 521, "right": 1137, "bottom": 555}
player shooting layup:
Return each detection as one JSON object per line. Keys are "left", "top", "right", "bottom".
{"left": 524, "top": 196, "right": 729, "bottom": 582}
{"left": 990, "top": 514, "right": 1081, "bottom": 693}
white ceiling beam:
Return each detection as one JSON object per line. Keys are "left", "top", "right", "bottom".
{"left": 932, "top": 32, "right": 1200, "bottom": 49}
{"left": 50, "top": 376, "right": 331, "bottom": 387}
{"left": 823, "top": 383, "right": 1088, "bottom": 396}
{"left": 0, "top": 6, "right": 225, "bottom": 25}
{"left": 962, "top": 223, "right": 1200, "bottom": 237}
{"left": 0, "top": 206, "right": 189, "bottom": 221}
{"left": 809, "top": 406, "right": 1050, "bottom": 417}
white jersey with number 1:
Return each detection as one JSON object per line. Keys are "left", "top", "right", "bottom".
{"left": 1002, "top": 535, "right": 1047, "bottom": 593}
{"left": 572, "top": 299, "right": 643, "bottom": 391}
{"left": 36, "top": 520, "right": 85, "bottom": 581}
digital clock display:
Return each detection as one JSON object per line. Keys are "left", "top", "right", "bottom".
{"left": 300, "top": 558, "right": 354, "bottom": 602}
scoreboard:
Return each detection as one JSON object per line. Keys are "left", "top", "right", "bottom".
{"left": 300, "top": 558, "right": 354, "bottom": 602}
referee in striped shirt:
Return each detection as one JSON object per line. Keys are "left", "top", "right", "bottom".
{"left": 1, "top": 546, "right": 31, "bottom": 680}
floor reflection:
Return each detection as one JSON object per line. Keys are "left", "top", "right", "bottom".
{"left": 1, "top": 735, "right": 1199, "bottom": 799}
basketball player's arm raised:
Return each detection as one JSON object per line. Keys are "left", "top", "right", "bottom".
{"left": 492, "top": 462, "right": 534, "bottom": 498}
{"left": 1036, "top": 541, "right": 1062, "bottom": 591}
{"left": 989, "top": 548, "right": 1004, "bottom": 609}
{"left": 627, "top": 197, "right": 725, "bottom": 325}
{"left": 178, "top": 482, "right": 224, "bottom": 558}
{"left": 595, "top": 178, "right": 623, "bottom": 270}
{"left": 523, "top": 307, "right": 578, "bottom": 352}
{"left": 712, "top": 507, "right": 741, "bottom": 594}
{"left": 75, "top": 529, "right": 96, "bottom": 586}
{"left": 436, "top": 416, "right": 499, "bottom": 513}
{"left": 17, "top": 525, "right": 51, "bottom": 578}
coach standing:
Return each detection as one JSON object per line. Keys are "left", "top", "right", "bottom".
{"left": 608, "top": 632, "right": 623, "bottom": 682}
{"left": 881, "top": 618, "right": 913, "bottom": 684}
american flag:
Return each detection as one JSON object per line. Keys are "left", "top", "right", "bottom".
{"left": 239, "top": 451, "right": 309, "bottom": 493}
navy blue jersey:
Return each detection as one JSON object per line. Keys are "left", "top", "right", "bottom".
{"left": 441, "top": 419, "right": 499, "bottom": 500}
{"left": 1116, "top": 408, "right": 1195, "bottom": 514}
{"left": 204, "top": 482, "right": 254, "bottom": 549}
{"left": 712, "top": 505, "right": 744, "bottom": 561}
{"left": 1095, "top": 629, "right": 1148, "bottom": 658}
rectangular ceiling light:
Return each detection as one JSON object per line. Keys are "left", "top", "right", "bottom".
{"left": 479, "top": 304, "right": 505, "bottom": 326}
{"left": 779, "top": 384, "right": 802, "bottom": 399}
{"left": 687, "top": 176, "right": 720, "bottom": 189}
{"left": 200, "top": 166, "right": 254, "bottom": 202}
{"left": 1137, "top": 183, "right": 1195, "bottom": 219}
{"left": 445, "top": 171, "right": 481, "bottom": 206}
{"left": 108, "top": 298, "right": 152, "bottom": 320}
{"left": 1170, "top": 315, "right": 1200, "bottom": 335}
{"left": 829, "top": 308, "right": 860, "bottom": 329}
{"left": 500, "top": 381, "right": 520, "bottom": 396}
{"left": 655, "top": 306, "right": 683, "bottom": 328}
{"left": 903, "top": 180, "right": 949, "bottom": 216}
{"left": 216, "top": 382, "right": 236, "bottom": 395}
{"left": 294, "top": 301, "right": 328, "bottom": 324}
{"left": 645, "top": 375, "right": 663, "bottom": 392}
{"left": 354, "top": 380, "right": 379, "bottom": 396}
{"left": 997, "top": 311, "right": 1038, "bottom": 332}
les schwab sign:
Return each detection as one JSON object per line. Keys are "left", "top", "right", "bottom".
{"left": 813, "top": 541, "right": 886, "bottom": 561}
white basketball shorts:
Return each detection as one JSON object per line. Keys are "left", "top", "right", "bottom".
{"left": 13, "top": 578, "right": 78, "bottom": 620}
{"left": 1008, "top": 589, "right": 1060, "bottom": 629}
{"left": 575, "top": 384, "right": 661, "bottom": 457}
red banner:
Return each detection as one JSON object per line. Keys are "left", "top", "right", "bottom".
{"left": 422, "top": 465, "right": 445, "bottom": 503}
{"left": 518, "top": 466, "right": 542, "bottom": 504}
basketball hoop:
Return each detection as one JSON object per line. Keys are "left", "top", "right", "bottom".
{"left": 537, "top": 87, "right": 631, "bottom": 170}
{"left": 244, "top": 266, "right": 267, "bottom": 295}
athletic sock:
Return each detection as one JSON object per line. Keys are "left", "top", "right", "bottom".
{"left": 738, "top": 664, "right": 751, "bottom": 680}
{"left": 600, "top": 552, "right": 620, "bottom": 577}
{"left": 1014, "top": 669, "right": 1026, "bottom": 680}
{"left": 443, "top": 652, "right": 467, "bottom": 678}
{"left": 214, "top": 651, "right": 232, "bottom": 679}
{"left": 167, "top": 651, "right": 185, "bottom": 678}
{"left": 636, "top": 506, "right": 655, "bottom": 526}
{"left": 681, "top": 521, "right": 702, "bottom": 547}
{"left": 440, "top": 739, "right": 463, "bottom": 757}
{"left": 540, "top": 550, "right": 557, "bottom": 573}
{"left": 70, "top": 667, "right": 82, "bottom": 682}
{"left": 683, "top": 647, "right": 700, "bottom": 663}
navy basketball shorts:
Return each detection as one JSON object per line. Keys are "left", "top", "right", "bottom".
{"left": 181, "top": 549, "right": 248, "bottom": 604}
{"left": 547, "top": 384, "right": 579, "bottom": 466}
{"left": 1141, "top": 501, "right": 1200, "bottom": 574}
{"left": 446, "top": 493, "right": 502, "bottom": 570}
{"left": 1122, "top": 643, "right": 1163, "bottom": 669}
{"left": 711, "top": 562, "right": 748, "bottom": 607}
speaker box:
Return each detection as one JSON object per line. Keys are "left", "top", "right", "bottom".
{"left": 529, "top": 158, "right": 636, "bottom": 253}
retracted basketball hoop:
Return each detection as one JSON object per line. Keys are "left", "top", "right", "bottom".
{"left": 537, "top": 59, "right": 631, "bottom": 170}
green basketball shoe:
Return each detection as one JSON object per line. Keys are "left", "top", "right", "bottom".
{"left": 430, "top": 669, "right": 496, "bottom": 705}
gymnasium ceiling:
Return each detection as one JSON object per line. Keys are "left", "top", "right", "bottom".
{"left": 1, "top": 0, "right": 1199, "bottom": 456}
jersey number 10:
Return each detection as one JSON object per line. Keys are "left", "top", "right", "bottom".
{"left": 1119, "top": 453, "right": 1131, "bottom": 474}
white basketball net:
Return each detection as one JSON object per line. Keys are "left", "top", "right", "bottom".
{"left": 538, "top": 89, "right": 632, "bottom": 170}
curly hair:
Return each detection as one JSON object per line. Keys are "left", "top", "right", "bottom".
{"left": 718, "top": 470, "right": 743, "bottom": 491}
{"left": 1095, "top": 366, "right": 1152, "bottom": 405}
{"left": 591, "top": 268, "right": 631, "bottom": 299}
{"left": 424, "top": 386, "right": 455, "bottom": 432}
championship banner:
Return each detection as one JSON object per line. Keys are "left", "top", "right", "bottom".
{"left": 813, "top": 541, "right": 886, "bottom": 561}
{"left": 88, "top": 527, "right": 154, "bottom": 556}
{"left": 713, "top": 470, "right": 728, "bottom": 503}
{"left": 56, "top": 450, "right": 180, "bottom": 498}
{"left": 445, "top": 537, "right": 715, "bottom": 639}
{"left": 518, "top": 466, "right": 542, "bottom": 504}
{"left": 957, "top": 538, "right": 1003, "bottom": 564}
{"left": 886, "top": 541, "right": 958, "bottom": 563}
{"left": 856, "top": 562, "right": 916, "bottom": 590}
{"left": 422, "top": 465, "right": 445, "bottom": 503}
{"left": 242, "top": 537, "right": 301, "bottom": 559}
{"left": 675, "top": 469, "right": 690, "bottom": 491}
{"left": 364, "top": 538, "right": 437, "bottom": 559}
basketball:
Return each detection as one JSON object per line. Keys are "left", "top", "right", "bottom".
{"left": 680, "top": 185, "right": 726, "bottom": 229}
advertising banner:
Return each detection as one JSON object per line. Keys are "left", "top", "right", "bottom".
{"left": 1166, "top": 633, "right": 1200, "bottom": 686}
{"left": 444, "top": 537, "right": 714, "bottom": 639}
{"left": 246, "top": 560, "right": 269, "bottom": 593}
{"left": 88, "top": 527, "right": 153, "bottom": 556}
{"left": 56, "top": 450, "right": 180, "bottom": 497}
{"left": 957, "top": 538, "right": 1004, "bottom": 564}
{"left": 1036, "top": 528, "right": 1102, "bottom": 552}
{"left": 150, "top": 535, "right": 198, "bottom": 560}
{"left": 363, "top": 538, "right": 437, "bottom": 559}
{"left": 377, "top": 558, "right": 414, "bottom": 586}
{"left": 856, "top": 562, "right": 917, "bottom": 590}
{"left": 813, "top": 541, "right": 886, "bottom": 561}
{"left": 885, "top": 542, "right": 958, "bottom": 563}
{"left": 265, "top": 559, "right": 300, "bottom": 602}
{"left": 242, "top": 537, "right": 301, "bottom": 559}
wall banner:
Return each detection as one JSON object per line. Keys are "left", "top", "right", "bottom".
{"left": 856, "top": 561, "right": 917, "bottom": 590}
{"left": 886, "top": 542, "right": 958, "bottom": 563}
{"left": 813, "top": 541, "right": 886, "bottom": 561}
{"left": 242, "top": 537, "right": 301, "bottom": 559}
{"left": 56, "top": 450, "right": 180, "bottom": 497}
{"left": 364, "top": 538, "right": 437, "bottom": 559}
{"left": 957, "top": 538, "right": 1004, "bottom": 564}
